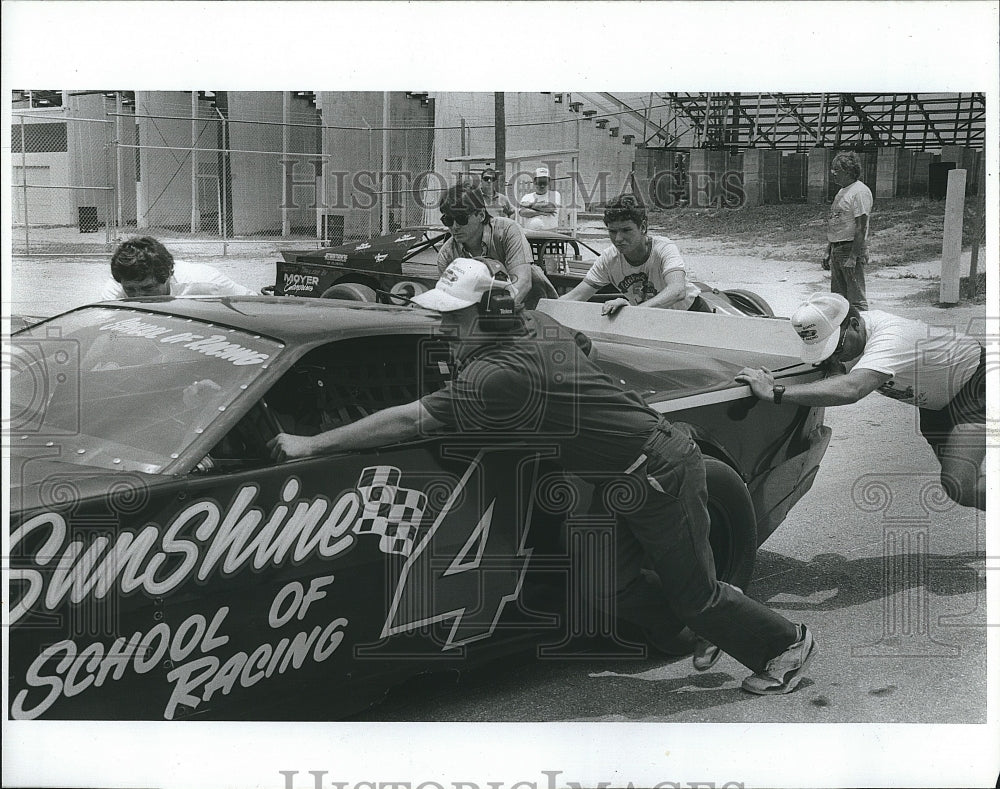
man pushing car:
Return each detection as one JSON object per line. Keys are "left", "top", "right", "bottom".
{"left": 268, "top": 258, "right": 818, "bottom": 695}
{"left": 737, "top": 292, "right": 986, "bottom": 510}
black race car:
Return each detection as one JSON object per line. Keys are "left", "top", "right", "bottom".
{"left": 8, "top": 295, "right": 828, "bottom": 720}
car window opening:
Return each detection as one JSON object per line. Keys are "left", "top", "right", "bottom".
{"left": 201, "top": 334, "right": 453, "bottom": 471}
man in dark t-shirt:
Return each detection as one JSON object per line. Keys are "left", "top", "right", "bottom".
{"left": 269, "top": 259, "right": 817, "bottom": 695}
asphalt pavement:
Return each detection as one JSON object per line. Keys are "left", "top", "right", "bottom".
{"left": 5, "top": 248, "right": 992, "bottom": 728}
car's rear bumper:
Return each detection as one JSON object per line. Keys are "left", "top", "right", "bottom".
{"left": 750, "top": 423, "right": 832, "bottom": 545}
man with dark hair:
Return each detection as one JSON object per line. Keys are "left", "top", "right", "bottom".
{"left": 560, "top": 194, "right": 709, "bottom": 315}
{"left": 101, "top": 236, "right": 253, "bottom": 299}
{"left": 269, "top": 258, "right": 819, "bottom": 696}
{"left": 736, "top": 292, "right": 986, "bottom": 510}
{"left": 825, "top": 151, "right": 872, "bottom": 310}
{"left": 479, "top": 167, "right": 516, "bottom": 219}
{"left": 436, "top": 183, "right": 552, "bottom": 306}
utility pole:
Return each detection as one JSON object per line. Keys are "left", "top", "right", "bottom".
{"left": 494, "top": 92, "right": 506, "bottom": 198}
{"left": 381, "top": 91, "right": 390, "bottom": 233}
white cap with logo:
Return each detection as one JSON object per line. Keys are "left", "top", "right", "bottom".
{"left": 411, "top": 258, "right": 499, "bottom": 312}
{"left": 791, "top": 292, "right": 850, "bottom": 363}
{"left": 535, "top": 167, "right": 550, "bottom": 179}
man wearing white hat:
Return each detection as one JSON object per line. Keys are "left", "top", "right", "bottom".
{"left": 270, "top": 258, "right": 819, "bottom": 696}
{"left": 518, "top": 166, "right": 562, "bottom": 230}
{"left": 736, "top": 292, "right": 986, "bottom": 510}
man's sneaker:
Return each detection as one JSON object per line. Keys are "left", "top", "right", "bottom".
{"left": 692, "top": 638, "right": 721, "bottom": 671}
{"left": 741, "top": 625, "right": 816, "bottom": 695}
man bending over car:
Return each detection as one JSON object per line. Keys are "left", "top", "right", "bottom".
{"left": 561, "top": 194, "right": 711, "bottom": 315}
{"left": 268, "top": 258, "right": 819, "bottom": 696}
{"left": 101, "top": 236, "right": 254, "bottom": 300}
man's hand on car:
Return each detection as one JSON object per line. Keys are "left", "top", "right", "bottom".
{"left": 602, "top": 297, "right": 631, "bottom": 316}
{"left": 735, "top": 366, "right": 776, "bottom": 400}
{"left": 267, "top": 433, "right": 318, "bottom": 462}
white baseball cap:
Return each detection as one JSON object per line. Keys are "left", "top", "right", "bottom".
{"left": 535, "top": 167, "right": 550, "bottom": 179}
{"left": 791, "top": 292, "right": 850, "bottom": 363}
{"left": 411, "top": 258, "right": 497, "bottom": 312}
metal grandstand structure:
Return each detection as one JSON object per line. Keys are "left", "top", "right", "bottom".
{"left": 643, "top": 93, "right": 987, "bottom": 152}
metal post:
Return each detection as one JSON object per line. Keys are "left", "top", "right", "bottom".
{"left": 215, "top": 105, "right": 229, "bottom": 255}
{"left": 115, "top": 92, "right": 125, "bottom": 231}
{"left": 191, "top": 91, "right": 199, "bottom": 234}
{"left": 20, "top": 115, "right": 29, "bottom": 253}
{"left": 939, "top": 168, "right": 967, "bottom": 304}
{"left": 381, "top": 91, "right": 390, "bottom": 234}
{"left": 282, "top": 91, "right": 291, "bottom": 237}
{"left": 494, "top": 91, "right": 506, "bottom": 197}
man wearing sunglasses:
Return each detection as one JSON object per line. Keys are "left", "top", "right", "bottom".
{"left": 518, "top": 166, "right": 562, "bottom": 230}
{"left": 436, "top": 183, "right": 546, "bottom": 306}
{"left": 478, "top": 167, "right": 516, "bottom": 219}
{"left": 735, "top": 292, "right": 986, "bottom": 510}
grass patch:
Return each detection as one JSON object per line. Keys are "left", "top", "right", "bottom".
{"left": 646, "top": 196, "right": 986, "bottom": 266}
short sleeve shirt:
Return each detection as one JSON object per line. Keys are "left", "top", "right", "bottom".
{"left": 849, "top": 310, "right": 982, "bottom": 410}
{"left": 484, "top": 193, "right": 516, "bottom": 219}
{"left": 519, "top": 190, "right": 561, "bottom": 230}
{"left": 828, "top": 180, "right": 873, "bottom": 242}
{"left": 436, "top": 217, "right": 533, "bottom": 280}
{"left": 583, "top": 236, "right": 700, "bottom": 309}
{"left": 100, "top": 260, "right": 255, "bottom": 300}
{"left": 420, "top": 312, "right": 661, "bottom": 471}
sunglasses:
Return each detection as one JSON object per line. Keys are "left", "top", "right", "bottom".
{"left": 441, "top": 211, "right": 473, "bottom": 227}
{"left": 481, "top": 175, "right": 495, "bottom": 182}
{"left": 830, "top": 324, "right": 850, "bottom": 358}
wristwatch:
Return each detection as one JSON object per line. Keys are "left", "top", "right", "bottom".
{"left": 772, "top": 384, "right": 785, "bottom": 405}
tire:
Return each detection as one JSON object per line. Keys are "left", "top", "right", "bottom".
{"left": 390, "top": 280, "right": 428, "bottom": 299}
{"left": 703, "top": 456, "right": 757, "bottom": 591}
{"left": 320, "top": 282, "right": 377, "bottom": 302}
{"left": 722, "top": 288, "right": 775, "bottom": 317}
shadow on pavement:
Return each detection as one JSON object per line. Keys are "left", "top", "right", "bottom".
{"left": 750, "top": 550, "right": 984, "bottom": 611}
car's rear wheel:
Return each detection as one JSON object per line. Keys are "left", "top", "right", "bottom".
{"left": 704, "top": 456, "right": 757, "bottom": 591}
{"left": 321, "top": 282, "right": 378, "bottom": 302}
{"left": 722, "top": 288, "right": 775, "bottom": 318}
{"left": 390, "top": 280, "right": 428, "bottom": 299}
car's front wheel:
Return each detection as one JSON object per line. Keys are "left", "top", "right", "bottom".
{"left": 704, "top": 456, "right": 758, "bottom": 591}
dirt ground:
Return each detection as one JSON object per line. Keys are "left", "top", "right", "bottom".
{"left": 5, "top": 231, "right": 985, "bottom": 333}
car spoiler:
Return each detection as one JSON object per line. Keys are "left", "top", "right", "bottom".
{"left": 535, "top": 299, "right": 808, "bottom": 368}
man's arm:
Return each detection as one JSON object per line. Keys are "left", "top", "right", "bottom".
{"left": 735, "top": 366, "right": 891, "bottom": 406}
{"left": 637, "top": 269, "right": 688, "bottom": 309}
{"left": 850, "top": 214, "right": 869, "bottom": 264}
{"left": 561, "top": 280, "right": 600, "bottom": 302}
{"left": 436, "top": 238, "right": 458, "bottom": 275}
{"left": 267, "top": 399, "right": 445, "bottom": 461}
{"left": 506, "top": 263, "right": 535, "bottom": 303}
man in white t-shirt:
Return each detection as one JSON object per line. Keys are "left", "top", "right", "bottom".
{"left": 101, "top": 236, "right": 255, "bottom": 300}
{"left": 736, "top": 293, "right": 986, "bottom": 510}
{"left": 560, "top": 193, "right": 708, "bottom": 315}
{"left": 518, "top": 166, "right": 561, "bottom": 231}
{"left": 825, "top": 152, "right": 872, "bottom": 310}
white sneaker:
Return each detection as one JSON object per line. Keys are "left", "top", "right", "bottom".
{"left": 741, "top": 625, "right": 816, "bottom": 695}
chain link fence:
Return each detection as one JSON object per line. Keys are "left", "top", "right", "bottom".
{"left": 12, "top": 93, "right": 436, "bottom": 257}
{"left": 12, "top": 111, "right": 116, "bottom": 255}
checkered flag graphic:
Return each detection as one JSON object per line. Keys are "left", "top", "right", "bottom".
{"left": 353, "top": 466, "right": 428, "bottom": 556}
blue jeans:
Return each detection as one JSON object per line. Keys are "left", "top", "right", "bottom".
{"left": 829, "top": 241, "right": 869, "bottom": 310}
{"left": 604, "top": 421, "right": 799, "bottom": 672}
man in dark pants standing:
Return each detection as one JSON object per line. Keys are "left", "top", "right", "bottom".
{"left": 269, "top": 258, "right": 817, "bottom": 695}
{"left": 825, "top": 152, "right": 872, "bottom": 310}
